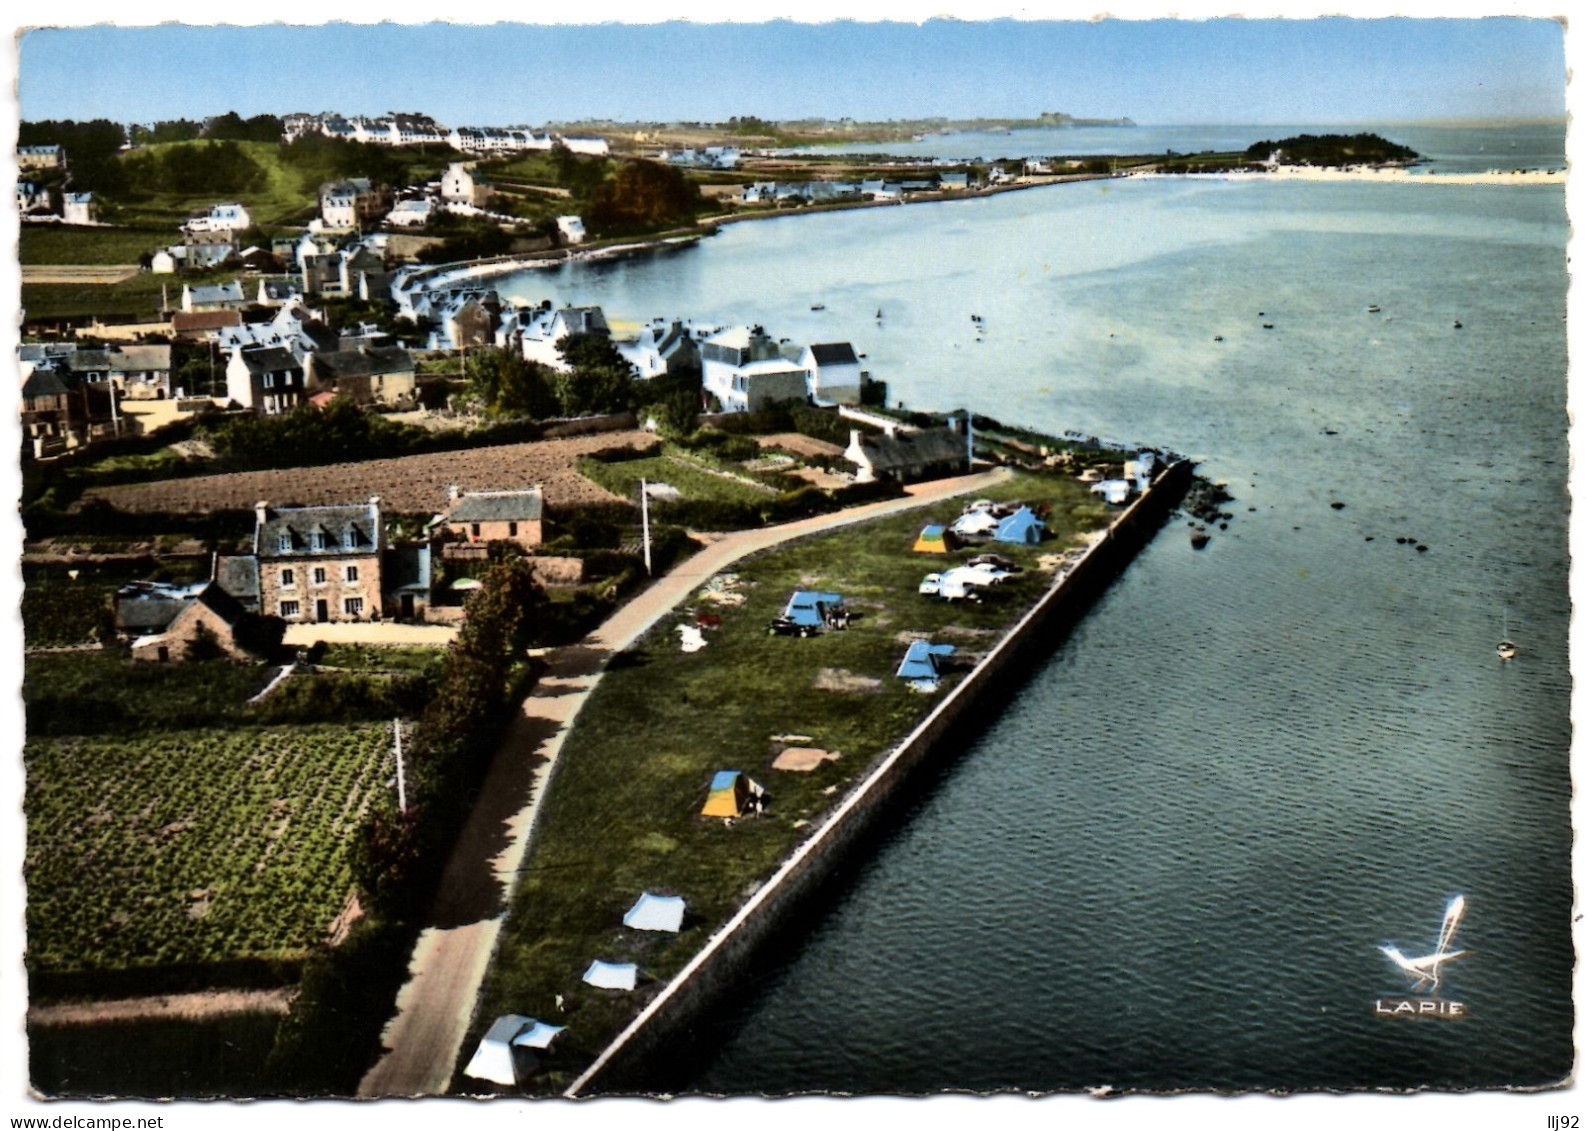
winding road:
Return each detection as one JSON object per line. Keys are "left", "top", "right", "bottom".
{"left": 357, "top": 467, "right": 1009, "bottom": 1097}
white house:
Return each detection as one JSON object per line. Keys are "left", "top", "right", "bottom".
{"left": 226, "top": 345, "right": 307, "bottom": 415}
{"left": 319, "top": 178, "right": 388, "bottom": 230}
{"left": 616, "top": 319, "right": 700, "bottom": 380}
{"left": 183, "top": 202, "right": 252, "bottom": 235}
{"left": 556, "top": 215, "right": 587, "bottom": 244}
{"left": 62, "top": 192, "right": 99, "bottom": 225}
{"left": 796, "top": 342, "right": 865, "bottom": 405}
{"left": 440, "top": 163, "right": 489, "bottom": 206}
{"left": 700, "top": 326, "right": 810, "bottom": 414}
{"left": 518, "top": 304, "right": 612, "bottom": 371}
{"left": 386, "top": 198, "right": 435, "bottom": 228}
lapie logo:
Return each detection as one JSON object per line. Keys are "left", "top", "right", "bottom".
{"left": 1374, "top": 895, "right": 1469, "bottom": 1019}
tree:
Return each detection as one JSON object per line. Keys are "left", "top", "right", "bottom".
{"left": 552, "top": 332, "right": 636, "bottom": 418}
{"left": 464, "top": 348, "right": 558, "bottom": 419}
{"left": 587, "top": 159, "right": 702, "bottom": 236}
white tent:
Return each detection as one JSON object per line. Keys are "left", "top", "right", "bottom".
{"left": 951, "top": 510, "right": 1000, "bottom": 537}
{"left": 463, "top": 1014, "right": 535, "bottom": 1086}
{"left": 583, "top": 960, "right": 639, "bottom": 991}
{"left": 623, "top": 892, "right": 687, "bottom": 932}
{"left": 512, "top": 1020, "right": 566, "bottom": 1051}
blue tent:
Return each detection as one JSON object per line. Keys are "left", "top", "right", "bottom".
{"left": 994, "top": 506, "right": 1046, "bottom": 545}
{"left": 784, "top": 590, "right": 845, "bottom": 629}
{"left": 896, "top": 640, "right": 956, "bottom": 681}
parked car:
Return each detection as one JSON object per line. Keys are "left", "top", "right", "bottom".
{"left": 950, "top": 565, "right": 1011, "bottom": 587}
{"left": 768, "top": 616, "right": 818, "bottom": 637}
{"left": 967, "top": 552, "right": 1021, "bottom": 573}
{"left": 918, "top": 573, "right": 979, "bottom": 601}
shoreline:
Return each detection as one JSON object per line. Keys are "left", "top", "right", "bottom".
{"left": 1129, "top": 165, "right": 1563, "bottom": 186}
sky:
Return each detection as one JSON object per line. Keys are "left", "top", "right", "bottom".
{"left": 13, "top": 15, "right": 1568, "bottom": 128}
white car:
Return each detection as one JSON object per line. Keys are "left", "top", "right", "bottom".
{"left": 918, "top": 573, "right": 977, "bottom": 600}
{"left": 956, "top": 562, "right": 1013, "bottom": 585}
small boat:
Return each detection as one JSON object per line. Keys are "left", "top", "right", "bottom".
{"left": 1213, "top": 335, "right": 1224, "bottom": 342}
{"left": 1190, "top": 527, "right": 1211, "bottom": 549}
{"left": 1453, "top": 319, "right": 1463, "bottom": 329}
{"left": 1262, "top": 323, "right": 1275, "bottom": 330}
{"left": 811, "top": 303, "right": 825, "bottom": 311}
{"left": 1367, "top": 304, "right": 1381, "bottom": 313}
{"left": 1497, "top": 640, "right": 1518, "bottom": 661}
{"left": 876, "top": 309, "right": 883, "bottom": 319}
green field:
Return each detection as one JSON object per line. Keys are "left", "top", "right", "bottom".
{"left": 25, "top": 723, "right": 392, "bottom": 983}
{"left": 19, "top": 225, "right": 172, "bottom": 266}
{"left": 105, "top": 140, "right": 317, "bottom": 231}
{"left": 468, "top": 470, "right": 1112, "bottom": 1091}
{"left": 30, "top": 1012, "right": 283, "bottom": 1098}
{"left": 578, "top": 449, "right": 779, "bottom": 507}
{"left": 22, "top": 268, "right": 239, "bottom": 323}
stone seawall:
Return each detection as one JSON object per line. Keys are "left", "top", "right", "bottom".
{"left": 565, "top": 459, "right": 1194, "bottom": 1095}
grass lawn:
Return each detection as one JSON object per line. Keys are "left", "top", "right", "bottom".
{"left": 106, "top": 140, "right": 317, "bottom": 231}
{"left": 315, "top": 643, "right": 447, "bottom": 675}
{"left": 24, "top": 722, "right": 391, "bottom": 984}
{"left": 468, "top": 470, "right": 1114, "bottom": 1092}
{"left": 30, "top": 1012, "right": 284, "bottom": 1098}
{"left": 579, "top": 449, "right": 778, "bottom": 507}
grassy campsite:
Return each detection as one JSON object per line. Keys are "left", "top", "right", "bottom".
{"left": 466, "top": 468, "right": 1117, "bottom": 1092}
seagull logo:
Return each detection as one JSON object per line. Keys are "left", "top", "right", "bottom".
{"left": 1380, "top": 895, "right": 1468, "bottom": 993}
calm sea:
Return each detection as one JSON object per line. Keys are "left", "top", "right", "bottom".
{"left": 491, "top": 128, "right": 1571, "bottom": 1093}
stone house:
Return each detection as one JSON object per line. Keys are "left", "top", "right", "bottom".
{"left": 114, "top": 580, "right": 254, "bottom": 663}
{"left": 254, "top": 498, "right": 385, "bottom": 624}
{"left": 319, "top": 178, "right": 391, "bottom": 230}
{"left": 844, "top": 425, "right": 969, "bottom": 484}
{"left": 428, "top": 485, "right": 545, "bottom": 553}
{"left": 700, "top": 326, "right": 810, "bottom": 413}
{"left": 616, "top": 318, "right": 700, "bottom": 380}
{"left": 304, "top": 344, "right": 417, "bottom": 407}
{"left": 226, "top": 346, "right": 307, "bottom": 415}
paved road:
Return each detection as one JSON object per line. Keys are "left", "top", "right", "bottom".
{"left": 356, "top": 468, "right": 1010, "bottom": 1096}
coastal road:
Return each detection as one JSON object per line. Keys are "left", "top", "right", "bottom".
{"left": 356, "top": 466, "right": 1011, "bottom": 1097}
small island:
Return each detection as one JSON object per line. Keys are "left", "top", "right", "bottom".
{"left": 1243, "top": 132, "right": 1420, "bottom": 167}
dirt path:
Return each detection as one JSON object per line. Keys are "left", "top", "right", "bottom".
{"left": 30, "top": 988, "right": 293, "bottom": 1027}
{"left": 356, "top": 467, "right": 1010, "bottom": 1096}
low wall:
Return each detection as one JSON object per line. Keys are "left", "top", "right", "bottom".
{"left": 566, "top": 459, "right": 1194, "bottom": 1094}
{"left": 540, "top": 411, "right": 639, "bottom": 439}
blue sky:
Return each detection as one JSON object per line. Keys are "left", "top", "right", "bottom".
{"left": 16, "top": 17, "right": 1566, "bottom": 127}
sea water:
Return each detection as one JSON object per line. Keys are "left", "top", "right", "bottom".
{"left": 491, "top": 151, "right": 1571, "bottom": 1093}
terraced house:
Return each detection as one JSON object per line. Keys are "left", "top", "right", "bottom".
{"left": 253, "top": 499, "right": 385, "bottom": 624}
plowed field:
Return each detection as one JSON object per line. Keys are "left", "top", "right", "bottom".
{"left": 83, "top": 431, "right": 658, "bottom": 515}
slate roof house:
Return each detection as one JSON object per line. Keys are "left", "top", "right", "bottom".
{"left": 64, "top": 344, "right": 173, "bottom": 399}
{"left": 113, "top": 580, "right": 257, "bottom": 663}
{"left": 796, "top": 342, "right": 864, "bottom": 405}
{"left": 616, "top": 319, "right": 700, "bottom": 380}
{"left": 304, "top": 345, "right": 417, "bottom": 407}
{"left": 302, "top": 243, "right": 389, "bottom": 300}
{"left": 429, "top": 485, "right": 545, "bottom": 553}
{"left": 517, "top": 304, "right": 611, "bottom": 371}
{"left": 844, "top": 425, "right": 969, "bottom": 484}
{"left": 20, "top": 365, "right": 117, "bottom": 451}
{"left": 253, "top": 498, "right": 385, "bottom": 624}
{"left": 700, "top": 326, "right": 810, "bottom": 413}
{"left": 319, "top": 178, "right": 391, "bottom": 230}
{"left": 181, "top": 280, "right": 247, "bottom": 312}
{"left": 226, "top": 345, "right": 307, "bottom": 415}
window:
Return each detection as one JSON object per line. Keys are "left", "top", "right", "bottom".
{"left": 508, "top": 522, "right": 518, "bottom": 537}
{"left": 263, "top": 373, "right": 274, "bottom": 389}
{"left": 471, "top": 523, "right": 481, "bottom": 538}
{"left": 279, "top": 600, "right": 300, "bottom": 618}
{"left": 312, "top": 567, "right": 327, "bottom": 585}
{"left": 313, "top": 531, "right": 329, "bottom": 550}
{"left": 280, "top": 568, "right": 296, "bottom": 588}
{"left": 277, "top": 532, "right": 291, "bottom": 552}
{"left": 345, "top": 565, "right": 360, "bottom": 583}
{"left": 344, "top": 597, "right": 364, "bottom": 617}
{"left": 343, "top": 529, "right": 355, "bottom": 549}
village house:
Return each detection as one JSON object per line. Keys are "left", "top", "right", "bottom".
{"left": 616, "top": 318, "right": 701, "bottom": 380}
{"left": 700, "top": 326, "right": 810, "bottom": 413}
{"left": 426, "top": 291, "right": 501, "bottom": 351}
{"left": 844, "top": 424, "right": 970, "bottom": 483}
{"left": 20, "top": 364, "right": 118, "bottom": 453}
{"left": 253, "top": 498, "right": 385, "bottom": 624}
{"left": 17, "top": 179, "right": 49, "bottom": 214}
{"left": 385, "top": 198, "right": 435, "bottom": 228}
{"left": 63, "top": 344, "right": 174, "bottom": 400}
{"left": 796, "top": 342, "right": 865, "bottom": 405}
{"left": 301, "top": 243, "right": 390, "bottom": 300}
{"left": 226, "top": 345, "right": 307, "bottom": 415}
{"left": 181, "top": 280, "right": 247, "bottom": 313}
{"left": 319, "top": 178, "right": 392, "bottom": 230}
{"left": 62, "top": 192, "right": 99, "bottom": 225}
{"left": 304, "top": 344, "right": 417, "bottom": 407}
{"left": 556, "top": 215, "right": 587, "bottom": 244}
{"left": 440, "top": 163, "right": 491, "bottom": 207}
{"left": 518, "top": 303, "right": 611, "bottom": 371}
{"left": 151, "top": 240, "right": 237, "bottom": 273}
{"left": 215, "top": 302, "right": 338, "bottom": 358}
{"left": 113, "top": 580, "right": 255, "bottom": 664}
{"left": 169, "top": 309, "right": 243, "bottom": 340}
{"left": 183, "top": 202, "right": 253, "bottom": 236}
{"left": 18, "top": 144, "right": 64, "bottom": 170}
{"left": 429, "top": 485, "right": 545, "bottom": 553}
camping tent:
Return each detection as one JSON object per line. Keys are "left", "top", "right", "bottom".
{"left": 783, "top": 590, "right": 846, "bottom": 629}
{"left": 896, "top": 640, "right": 956, "bottom": 682}
{"left": 950, "top": 510, "right": 1000, "bottom": 538}
{"left": 994, "top": 507, "right": 1046, "bottom": 545}
{"left": 623, "top": 892, "right": 687, "bottom": 932}
{"left": 913, "top": 525, "right": 957, "bottom": 553}
{"left": 513, "top": 1020, "right": 566, "bottom": 1051}
{"left": 583, "top": 960, "right": 639, "bottom": 990}
{"left": 701, "top": 770, "right": 765, "bottom": 818}
{"left": 463, "top": 1014, "right": 537, "bottom": 1086}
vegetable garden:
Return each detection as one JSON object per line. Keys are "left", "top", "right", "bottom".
{"left": 25, "top": 723, "right": 393, "bottom": 991}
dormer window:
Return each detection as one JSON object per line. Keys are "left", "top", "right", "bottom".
{"left": 277, "top": 532, "right": 291, "bottom": 552}
{"left": 343, "top": 529, "right": 355, "bottom": 550}
{"left": 313, "top": 530, "right": 329, "bottom": 550}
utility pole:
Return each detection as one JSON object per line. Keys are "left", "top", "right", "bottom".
{"left": 640, "top": 476, "right": 653, "bottom": 576}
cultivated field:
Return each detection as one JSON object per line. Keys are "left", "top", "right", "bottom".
{"left": 25, "top": 723, "right": 391, "bottom": 983}
{"left": 82, "top": 431, "right": 659, "bottom": 516}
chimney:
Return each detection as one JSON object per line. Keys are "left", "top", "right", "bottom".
{"left": 447, "top": 483, "right": 460, "bottom": 505}
{"left": 255, "top": 501, "right": 269, "bottom": 525}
